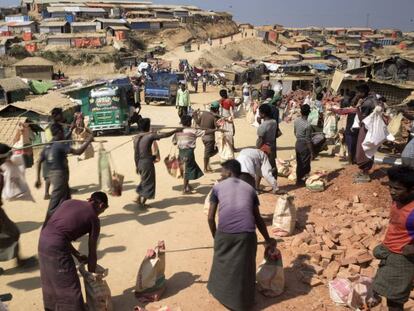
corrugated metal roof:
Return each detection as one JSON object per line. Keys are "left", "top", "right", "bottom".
{"left": 127, "top": 18, "right": 178, "bottom": 23}
{"left": 48, "top": 6, "right": 105, "bottom": 12}
{"left": 7, "top": 21, "right": 36, "bottom": 27}
{"left": 106, "top": 25, "right": 129, "bottom": 31}
{"left": 0, "top": 78, "right": 29, "bottom": 92}
{"left": 95, "top": 18, "right": 127, "bottom": 24}
{"left": 71, "top": 22, "right": 97, "bottom": 26}
{"left": 47, "top": 32, "right": 105, "bottom": 38}
{"left": 40, "top": 21, "right": 69, "bottom": 27}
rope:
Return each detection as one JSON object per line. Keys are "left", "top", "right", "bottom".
{"left": 11, "top": 139, "right": 108, "bottom": 151}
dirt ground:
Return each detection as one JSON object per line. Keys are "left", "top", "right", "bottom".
{"left": 1, "top": 84, "right": 392, "bottom": 311}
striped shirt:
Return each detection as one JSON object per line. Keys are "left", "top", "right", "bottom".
{"left": 294, "top": 117, "right": 312, "bottom": 142}
{"left": 173, "top": 128, "right": 204, "bottom": 149}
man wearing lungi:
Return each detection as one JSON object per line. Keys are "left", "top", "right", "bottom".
{"left": 354, "top": 84, "right": 378, "bottom": 183}
{"left": 36, "top": 123, "right": 93, "bottom": 224}
{"left": 207, "top": 160, "right": 276, "bottom": 311}
{"left": 193, "top": 102, "right": 220, "bottom": 173}
{"left": 294, "top": 104, "right": 313, "bottom": 186}
{"left": 373, "top": 166, "right": 414, "bottom": 311}
{"left": 39, "top": 192, "right": 108, "bottom": 311}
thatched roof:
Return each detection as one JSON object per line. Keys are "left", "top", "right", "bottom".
{"left": 14, "top": 57, "right": 54, "bottom": 67}
{"left": 0, "top": 78, "right": 29, "bottom": 92}
{"left": 6, "top": 92, "right": 78, "bottom": 116}
{"left": 0, "top": 117, "right": 28, "bottom": 146}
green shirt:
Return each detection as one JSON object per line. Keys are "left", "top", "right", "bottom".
{"left": 176, "top": 89, "right": 191, "bottom": 107}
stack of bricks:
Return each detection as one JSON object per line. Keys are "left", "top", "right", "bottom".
{"left": 287, "top": 196, "right": 389, "bottom": 287}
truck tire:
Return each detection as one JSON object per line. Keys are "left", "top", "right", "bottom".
{"left": 169, "top": 96, "right": 176, "bottom": 106}
{"left": 123, "top": 124, "right": 130, "bottom": 135}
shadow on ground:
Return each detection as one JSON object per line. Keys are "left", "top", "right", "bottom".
{"left": 7, "top": 276, "right": 41, "bottom": 291}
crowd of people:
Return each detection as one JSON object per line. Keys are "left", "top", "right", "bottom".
{"left": 1, "top": 72, "right": 414, "bottom": 311}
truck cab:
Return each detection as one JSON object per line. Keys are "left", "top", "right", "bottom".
{"left": 144, "top": 72, "right": 180, "bottom": 105}
{"left": 88, "top": 86, "right": 130, "bottom": 135}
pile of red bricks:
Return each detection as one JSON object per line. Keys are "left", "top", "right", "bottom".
{"left": 287, "top": 196, "right": 388, "bottom": 287}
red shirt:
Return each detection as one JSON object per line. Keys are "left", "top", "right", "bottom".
{"left": 220, "top": 98, "right": 235, "bottom": 111}
{"left": 383, "top": 201, "right": 414, "bottom": 254}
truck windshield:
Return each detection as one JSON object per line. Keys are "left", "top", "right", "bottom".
{"left": 146, "top": 73, "right": 177, "bottom": 88}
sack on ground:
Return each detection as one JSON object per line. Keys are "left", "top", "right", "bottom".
{"left": 287, "top": 161, "right": 297, "bottom": 182}
{"left": 256, "top": 247, "right": 285, "bottom": 297}
{"left": 110, "top": 172, "right": 124, "bottom": 197}
{"left": 329, "top": 276, "right": 378, "bottom": 310}
{"left": 276, "top": 159, "right": 291, "bottom": 177}
{"left": 305, "top": 172, "right": 327, "bottom": 192}
{"left": 79, "top": 264, "right": 113, "bottom": 311}
{"left": 135, "top": 241, "right": 166, "bottom": 303}
{"left": 272, "top": 195, "right": 296, "bottom": 237}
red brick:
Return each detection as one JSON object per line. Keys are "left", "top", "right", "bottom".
{"left": 323, "top": 261, "right": 340, "bottom": 280}
{"left": 353, "top": 195, "right": 360, "bottom": 203}
{"left": 348, "top": 264, "right": 361, "bottom": 275}
{"left": 321, "top": 259, "right": 330, "bottom": 268}
{"left": 306, "top": 224, "right": 315, "bottom": 233}
{"left": 340, "top": 257, "right": 357, "bottom": 266}
{"left": 350, "top": 234, "right": 363, "bottom": 243}
{"left": 322, "top": 235, "right": 335, "bottom": 249}
{"left": 308, "top": 244, "right": 321, "bottom": 253}
{"left": 311, "top": 253, "right": 321, "bottom": 264}
{"left": 361, "top": 266, "right": 376, "bottom": 278}
{"left": 320, "top": 251, "right": 333, "bottom": 260}
{"left": 357, "top": 252, "right": 374, "bottom": 264}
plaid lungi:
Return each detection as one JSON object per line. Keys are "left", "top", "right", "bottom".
{"left": 373, "top": 244, "right": 414, "bottom": 304}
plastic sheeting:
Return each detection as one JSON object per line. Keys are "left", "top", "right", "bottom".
{"left": 29, "top": 80, "right": 54, "bottom": 95}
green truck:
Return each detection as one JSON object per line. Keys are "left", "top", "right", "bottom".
{"left": 88, "top": 86, "right": 131, "bottom": 135}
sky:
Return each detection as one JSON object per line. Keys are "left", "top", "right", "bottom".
{"left": 3, "top": 0, "right": 414, "bottom": 31}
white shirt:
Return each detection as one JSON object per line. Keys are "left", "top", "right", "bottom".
{"left": 237, "top": 148, "right": 277, "bottom": 190}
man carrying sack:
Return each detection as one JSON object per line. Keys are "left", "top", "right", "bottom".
{"left": 38, "top": 192, "right": 109, "bottom": 310}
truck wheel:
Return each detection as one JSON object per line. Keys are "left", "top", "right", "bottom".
{"left": 123, "top": 124, "right": 130, "bottom": 135}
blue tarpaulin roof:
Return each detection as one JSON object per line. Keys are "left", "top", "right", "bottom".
{"left": 311, "top": 63, "right": 331, "bottom": 71}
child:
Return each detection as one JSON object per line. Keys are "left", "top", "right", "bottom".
{"left": 373, "top": 166, "right": 414, "bottom": 311}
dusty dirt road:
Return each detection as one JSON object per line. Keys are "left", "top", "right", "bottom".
{"left": 163, "top": 29, "right": 257, "bottom": 69}
{"left": 0, "top": 86, "right": 355, "bottom": 311}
